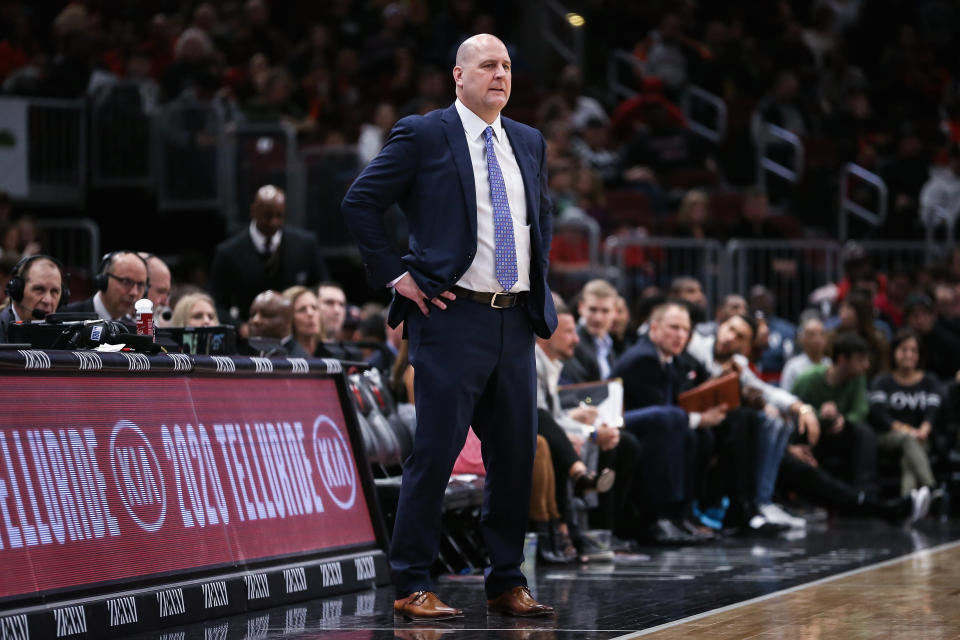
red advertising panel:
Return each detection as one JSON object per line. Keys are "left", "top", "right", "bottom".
{"left": 0, "top": 376, "right": 375, "bottom": 601}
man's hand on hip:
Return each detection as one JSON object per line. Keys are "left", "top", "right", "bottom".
{"left": 394, "top": 273, "right": 456, "bottom": 316}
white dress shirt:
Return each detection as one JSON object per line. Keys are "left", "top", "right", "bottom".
{"left": 249, "top": 221, "right": 282, "bottom": 255}
{"left": 454, "top": 99, "right": 531, "bottom": 293}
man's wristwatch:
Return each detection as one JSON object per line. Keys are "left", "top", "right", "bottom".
{"left": 798, "top": 404, "right": 814, "bottom": 417}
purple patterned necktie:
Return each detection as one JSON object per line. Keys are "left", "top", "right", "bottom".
{"left": 483, "top": 126, "right": 518, "bottom": 291}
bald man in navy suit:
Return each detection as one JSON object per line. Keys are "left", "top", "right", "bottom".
{"left": 342, "top": 34, "right": 557, "bottom": 620}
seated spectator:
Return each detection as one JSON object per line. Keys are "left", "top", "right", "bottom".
{"left": 685, "top": 312, "right": 818, "bottom": 530}
{"left": 317, "top": 281, "right": 363, "bottom": 361}
{"left": 791, "top": 333, "right": 879, "bottom": 496}
{"left": 874, "top": 266, "right": 914, "bottom": 329}
{"left": 750, "top": 284, "right": 797, "bottom": 382}
{"left": 727, "top": 188, "right": 784, "bottom": 240}
{"left": 919, "top": 143, "right": 960, "bottom": 237}
{"left": 781, "top": 315, "right": 832, "bottom": 391}
{"left": 64, "top": 251, "right": 148, "bottom": 327}
{"left": 246, "top": 289, "right": 296, "bottom": 356}
{"left": 282, "top": 285, "right": 325, "bottom": 358}
{"left": 562, "top": 279, "right": 620, "bottom": 384}
{"left": 571, "top": 119, "right": 621, "bottom": 185}
{"left": 537, "top": 64, "right": 609, "bottom": 132}
{"left": 0, "top": 255, "right": 65, "bottom": 342}
{"left": 243, "top": 66, "right": 315, "bottom": 133}
{"left": 140, "top": 253, "right": 173, "bottom": 327}
{"left": 903, "top": 293, "right": 960, "bottom": 382}
{"left": 826, "top": 288, "right": 891, "bottom": 379}
{"left": 869, "top": 329, "right": 939, "bottom": 497}
{"left": 610, "top": 295, "right": 635, "bottom": 352}
{"left": 357, "top": 312, "right": 401, "bottom": 373}
{"left": 694, "top": 293, "right": 747, "bottom": 339}
{"left": 671, "top": 189, "right": 717, "bottom": 240}
{"left": 620, "top": 100, "right": 711, "bottom": 191}
{"left": 613, "top": 301, "right": 723, "bottom": 543}
{"left": 170, "top": 292, "right": 219, "bottom": 327}
{"left": 535, "top": 299, "right": 634, "bottom": 557}
{"left": 357, "top": 102, "right": 398, "bottom": 166}
{"left": 668, "top": 275, "right": 708, "bottom": 325}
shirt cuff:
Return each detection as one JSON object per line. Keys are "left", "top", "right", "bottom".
{"left": 688, "top": 412, "right": 701, "bottom": 429}
{"left": 387, "top": 272, "right": 408, "bottom": 288}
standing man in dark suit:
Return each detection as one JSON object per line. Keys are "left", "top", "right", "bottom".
{"left": 209, "top": 185, "right": 328, "bottom": 332}
{"left": 342, "top": 34, "right": 557, "bottom": 620}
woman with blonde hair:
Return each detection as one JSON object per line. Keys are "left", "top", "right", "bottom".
{"left": 674, "top": 189, "right": 713, "bottom": 239}
{"left": 170, "top": 292, "right": 219, "bottom": 327}
{"left": 282, "top": 285, "right": 325, "bottom": 357}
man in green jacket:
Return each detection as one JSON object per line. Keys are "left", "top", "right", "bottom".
{"left": 791, "top": 332, "right": 878, "bottom": 496}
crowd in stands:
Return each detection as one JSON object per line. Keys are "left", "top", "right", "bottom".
{"left": 3, "top": 1, "right": 960, "bottom": 564}
{"left": 2, "top": 1, "right": 960, "bottom": 243}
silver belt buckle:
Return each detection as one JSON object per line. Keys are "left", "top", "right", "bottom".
{"left": 490, "top": 291, "right": 510, "bottom": 309}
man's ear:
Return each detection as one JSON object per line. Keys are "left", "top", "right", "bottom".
{"left": 452, "top": 66, "right": 463, "bottom": 88}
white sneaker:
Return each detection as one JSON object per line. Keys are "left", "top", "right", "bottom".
{"left": 759, "top": 503, "right": 806, "bottom": 529}
{"left": 909, "top": 487, "right": 931, "bottom": 525}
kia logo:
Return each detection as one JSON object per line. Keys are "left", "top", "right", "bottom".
{"left": 312, "top": 416, "right": 356, "bottom": 510}
{"left": 110, "top": 420, "right": 167, "bottom": 532}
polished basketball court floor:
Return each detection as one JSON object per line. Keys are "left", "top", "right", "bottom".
{"left": 125, "top": 517, "right": 960, "bottom": 639}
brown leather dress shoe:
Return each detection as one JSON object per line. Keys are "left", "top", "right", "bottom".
{"left": 394, "top": 591, "right": 463, "bottom": 621}
{"left": 487, "top": 586, "right": 555, "bottom": 617}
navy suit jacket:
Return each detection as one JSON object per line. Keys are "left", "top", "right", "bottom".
{"left": 209, "top": 227, "right": 328, "bottom": 323}
{"left": 341, "top": 103, "right": 557, "bottom": 339}
{"left": 611, "top": 335, "right": 684, "bottom": 411}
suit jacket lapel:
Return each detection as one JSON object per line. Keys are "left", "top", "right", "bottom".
{"left": 502, "top": 118, "right": 538, "bottom": 226}
{"left": 440, "top": 105, "right": 478, "bottom": 241}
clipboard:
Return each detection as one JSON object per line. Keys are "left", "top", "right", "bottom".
{"left": 557, "top": 378, "right": 625, "bottom": 428}
{"left": 676, "top": 372, "right": 740, "bottom": 412}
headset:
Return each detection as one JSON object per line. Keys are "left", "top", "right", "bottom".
{"left": 5, "top": 254, "right": 71, "bottom": 311}
{"left": 94, "top": 251, "right": 150, "bottom": 295}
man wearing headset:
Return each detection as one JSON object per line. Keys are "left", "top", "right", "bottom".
{"left": 0, "top": 255, "right": 66, "bottom": 342}
{"left": 64, "top": 251, "right": 148, "bottom": 327}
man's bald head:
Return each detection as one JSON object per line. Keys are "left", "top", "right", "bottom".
{"left": 248, "top": 290, "right": 292, "bottom": 339}
{"left": 251, "top": 184, "right": 286, "bottom": 239}
{"left": 453, "top": 33, "right": 511, "bottom": 123}
{"left": 455, "top": 33, "right": 505, "bottom": 67}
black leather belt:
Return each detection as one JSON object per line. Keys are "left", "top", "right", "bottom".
{"left": 451, "top": 286, "right": 528, "bottom": 309}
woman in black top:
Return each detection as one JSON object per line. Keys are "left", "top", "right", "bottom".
{"left": 868, "top": 329, "right": 938, "bottom": 495}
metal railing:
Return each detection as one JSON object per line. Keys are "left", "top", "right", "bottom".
{"left": 838, "top": 163, "right": 888, "bottom": 240}
{"left": 682, "top": 85, "right": 727, "bottom": 144}
{"left": 301, "top": 146, "right": 364, "bottom": 256}
{"left": 222, "top": 122, "right": 304, "bottom": 231}
{"left": 603, "top": 234, "right": 724, "bottom": 317}
{"left": 857, "top": 240, "right": 941, "bottom": 271}
{"left": 15, "top": 98, "right": 87, "bottom": 206}
{"left": 754, "top": 121, "right": 805, "bottom": 189}
{"left": 154, "top": 101, "right": 227, "bottom": 211}
{"left": 36, "top": 217, "right": 100, "bottom": 278}
{"left": 724, "top": 239, "right": 840, "bottom": 320}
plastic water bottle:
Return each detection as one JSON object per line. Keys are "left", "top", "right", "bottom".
{"left": 135, "top": 298, "right": 154, "bottom": 340}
